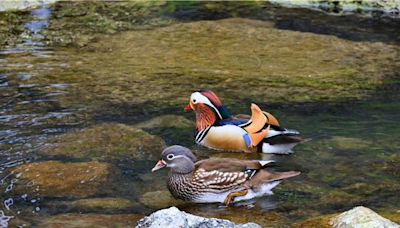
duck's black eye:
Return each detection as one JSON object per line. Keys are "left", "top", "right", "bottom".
{"left": 192, "top": 99, "right": 197, "bottom": 103}
{"left": 167, "top": 154, "right": 174, "bottom": 160}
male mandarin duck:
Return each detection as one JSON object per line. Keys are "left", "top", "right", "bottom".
{"left": 184, "top": 90, "right": 303, "bottom": 154}
{"left": 152, "top": 145, "right": 300, "bottom": 205}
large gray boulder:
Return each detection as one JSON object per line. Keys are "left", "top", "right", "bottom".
{"left": 331, "top": 206, "right": 399, "bottom": 228}
{"left": 136, "top": 207, "right": 261, "bottom": 228}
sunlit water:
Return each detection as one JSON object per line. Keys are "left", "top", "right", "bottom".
{"left": 0, "top": 2, "right": 399, "bottom": 227}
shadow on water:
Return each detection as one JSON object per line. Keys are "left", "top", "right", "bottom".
{"left": 164, "top": 2, "right": 400, "bottom": 44}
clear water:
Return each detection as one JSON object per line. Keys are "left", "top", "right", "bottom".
{"left": 0, "top": 2, "right": 399, "bottom": 227}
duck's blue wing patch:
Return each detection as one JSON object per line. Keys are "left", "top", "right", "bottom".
{"left": 217, "top": 119, "right": 248, "bottom": 126}
{"left": 243, "top": 133, "right": 251, "bottom": 147}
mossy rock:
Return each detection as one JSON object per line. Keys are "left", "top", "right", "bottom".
{"left": 292, "top": 213, "right": 336, "bottom": 228}
{"left": 318, "top": 190, "right": 365, "bottom": 209}
{"left": 379, "top": 211, "right": 400, "bottom": 224}
{"left": 133, "top": 115, "right": 192, "bottom": 129}
{"left": 139, "top": 190, "right": 186, "bottom": 209}
{"left": 71, "top": 197, "right": 138, "bottom": 211}
{"left": 38, "top": 213, "right": 143, "bottom": 228}
{"left": 39, "top": 123, "right": 166, "bottom": 160}
{"left": 319, "top": 136, "right": 372, "bottom": 151}
{"left": 29, "top": 17, "right": 398, "bottom": 120}
{"left": 11, "top": 161, "right": 111, "bottom": 198}
{"left": 382, "top": 154, "right": 400, "bottom": 178}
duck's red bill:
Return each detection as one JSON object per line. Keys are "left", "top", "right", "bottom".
{"left": 151, "top": 160, "right": 166, "bottom": 172}
{"left": 184, "top": 104, "right": 192, "bottom": 112}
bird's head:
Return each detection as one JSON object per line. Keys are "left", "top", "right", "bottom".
{"left": 184, "top": 90, "right": 231, "bottom": 121}
{"left": 151, "top": 145, "right": 197, "bottom": 174}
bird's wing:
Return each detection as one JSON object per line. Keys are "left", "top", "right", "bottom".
{"left": 193, "top": 158, "right": 275, "bottom": 191}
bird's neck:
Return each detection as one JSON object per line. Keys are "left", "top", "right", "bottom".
{"left": 167, "top": 171, "right": 195, "bottom": 200}
{"left": 195, "top": 105, "right": 217, "bottom": 131}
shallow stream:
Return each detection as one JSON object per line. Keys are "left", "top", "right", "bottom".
{"left": 0, "top": 1, "right": 399, "bottom": 227}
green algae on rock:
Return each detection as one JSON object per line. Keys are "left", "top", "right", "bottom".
{"left": 42, "top": 1, "right": 172, "bottom": 47}
{"left": 292, "top": 213, "right": 336, "bottom": 228}
{"left": 133, "top": 115, "right": 192, "bottom": 129}
{"left": 324, "top": 136, "right": 372, "bottom": 151}
{"left": 34, "top": 17, "right": 399, "bottom": 122}
{"left": 382, "top": 154, "right": 400, "bottom": 178}
{"left": 0, "top": 10, "right": 31, "bottom": 47}
{"left": 38, "top": 213, "right": 142, "bottom": 228}
{"left": 39, "top": 123, "right": 166, "bottom": 160}
{"left": 71, "top": 197, "right": 137, "bottom": 212}
{"left": 11, "top": 161, "right": 111, "bottom": 198}
{"left": 139, "top": 190, "right": 186, "bottom": 209}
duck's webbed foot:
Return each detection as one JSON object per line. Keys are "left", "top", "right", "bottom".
{"left": 223, "top": 189, "right": 248, "bottom": 206}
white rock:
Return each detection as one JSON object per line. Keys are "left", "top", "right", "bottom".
{"left": 331, "top": 206, "right": 400, "bottom": 228}
{"left": 136, "top": 206, "right": 261, "bottom": 228}
{"left": 0, "top": 0, "right": 58, "bottom": 12}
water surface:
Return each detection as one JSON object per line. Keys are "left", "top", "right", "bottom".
{"left": 0, "top": 2, "right": 399, "bottom": 227}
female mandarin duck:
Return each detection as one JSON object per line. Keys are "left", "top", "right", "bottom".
{"left": 184, "top": 90, "right": 303, "bottom": 154}
{"left": 152, "top": 145, "right": 300, "bottom": 205}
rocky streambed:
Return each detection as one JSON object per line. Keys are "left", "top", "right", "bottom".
{"left": 0, "top": 1, "right": 400, "bottom": 227}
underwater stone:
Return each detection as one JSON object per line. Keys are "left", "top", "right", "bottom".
{"left": 139, "top": 190, "right": 186, "bottom": 209}
{"left": 133, "top": 115, "right": 193, "bottom": 129}
{"left": 39, "top": 123, "right": 166, "bottom": 160}
{"left": 137, "top": 206, "right": 261, "bottom": 228}
{"left": 71, "top": 197, "right": 138, "bottom": 212}
{"left": 11, "top": 161, "right": 111, "bottom": 198}
{"left": 326, "top": 136, "right": 371, "bottom": 151}
{"left": 39, "top": 213, "right": 142, "bottom": 227}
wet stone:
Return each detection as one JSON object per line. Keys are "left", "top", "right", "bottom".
{"left": 44, "top": 197, "right": 139, "bottom": 213}
{"left": 331, "top": 206, "right": 399, "bottom": 228}
{"left": 39, "top": 123, "right": 166, "bottom": 160}
{"left": 139, "top": 190, "right": 186, "bottom": 209}
{"left": 71, "top": 197, "right": 138, "bottom": 212}
{"left": 292, "top": 213, "right": 336, "bottom": 228}
{"left": 137, "top": 206, "right": 261, "bottom": 228}
{"left": 326, "top": 136, "right": 372, "bottom": 151}
{"left": 38, "top": 213, "right": 143, "bottom": 228}
{"left": 11, "top": 161, "right": 111, "bottom": 198}
{"left": 133, "top": 114, "right": 193, "bottom": 129}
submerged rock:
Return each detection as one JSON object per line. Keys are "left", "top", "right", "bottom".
{"left": 331, "top": 206, "right": 399, "bottom": 228}
{"left": 133, "top": 115, "right": 192, "bottom": 129}
{"left": 39, "top": 213, "right": 142, "bottom": 228}
{"left": 137, "top": 206, "right": 261, "bottom": 228}
{"left": 39, "top": 123, "right": 166, "bottom": 160}
{"left": 71, "top": 197, "right": 137, "bottom": 212}
{"left": 43, "top": 197, "right": 139, "bottom": 214}
{"left": 292, "top": 214, "right": 336, "bottom": 228}
{"left": 329, "top": 136, "right": 371, "bottom": 151}
{"left": 11, "top": 161, "right": 111, "bottom": 198}
{"left": 139, "top": 190, "right": 186, "bottom": 209}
